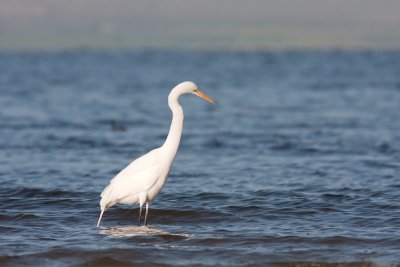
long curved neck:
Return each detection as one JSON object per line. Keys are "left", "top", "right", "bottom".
{"left": 161, "top": 90, "right": 184, "bottom": 162}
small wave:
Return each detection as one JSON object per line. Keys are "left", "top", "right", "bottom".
{"left": 0, "top": 121, "right": 88, "bottom": 130}
{"left": 321, "top": 193, "right": 354, "bottom": 202}
{"left": 376, "top": 142, "right": 396, "bottom": 154}
{"left": 79, "top": 256, "right": 139, "bottom": 267}
{"left": 0, "top": 187, "right": 85, "bottom": 198}
{"left": 362, "top": 160, "right": 400, "bottom": 169}
{"left": 192, "top": 192, "right": 232, "bottom": 200}
{"left": 226, "top": 205, "right": 263, "bottom": 212}
{"left": 204, "top": 138, "right": 225, "bottom": 148}
{"left": 269, "top": 141, "right": 296, "bottom": 151}
{"left": 271, "top": 261, "right": 386, "bottom": 267}
{"left": 314, "top": 236, "right": 364, "bottom": 245}
{"left": 0, "top": 213, "right": 40, "bottom": 221}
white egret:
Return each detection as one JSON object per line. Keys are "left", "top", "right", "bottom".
{"left": 97, "top": 81, "right": 216, "bottom": 227}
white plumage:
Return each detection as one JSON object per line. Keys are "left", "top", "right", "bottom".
{"left": 97, "top": 81, "right": 216, "bottom": 227}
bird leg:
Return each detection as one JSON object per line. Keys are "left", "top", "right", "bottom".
{"left": 144, "top": 202, "right": 149, "bottom": 226}
{"left": 138, "top": 205, "right": 143, "bottom": 225}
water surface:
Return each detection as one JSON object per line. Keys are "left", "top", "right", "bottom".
{"left": 0, "top": 50, "right": 399, "bottom": 266}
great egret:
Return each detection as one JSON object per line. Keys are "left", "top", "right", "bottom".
{"left": 97, "top": 81, "right": 216, "bottom": 227}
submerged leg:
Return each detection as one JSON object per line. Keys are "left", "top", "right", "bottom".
{"left": 144, "top": 202, "right": 149, "bottom": 226}
{"left": 138, "top": 204, "right": 143, "bottom": 225}
{"left": 138, "top": 193, "right": 147, "bottom": 225}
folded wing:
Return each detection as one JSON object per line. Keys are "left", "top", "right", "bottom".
{"left": 100, "top": 148, "right": 161, "bottom": 209}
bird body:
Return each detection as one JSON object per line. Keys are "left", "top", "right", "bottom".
{"left": 97, "top": 81, "right": 216, "bottom": 227}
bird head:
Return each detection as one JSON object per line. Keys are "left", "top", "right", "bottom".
{"left": 176, "top": 81, "right": 217, "bottom": 104}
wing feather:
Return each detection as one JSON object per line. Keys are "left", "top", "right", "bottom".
{"left": 100, "top": 148, "right": 161, "bottom": 209}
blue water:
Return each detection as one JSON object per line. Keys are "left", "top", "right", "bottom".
{"left": 0, "top": 50, "right": 399, "bottom": 266}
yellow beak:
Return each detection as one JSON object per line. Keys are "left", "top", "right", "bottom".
{"left": 194, "top": 89, "right": 217, "bottom": 104}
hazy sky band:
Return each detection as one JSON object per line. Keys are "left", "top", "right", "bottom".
{"left": 1, "top": 0, "right": 400, "bottom": 50}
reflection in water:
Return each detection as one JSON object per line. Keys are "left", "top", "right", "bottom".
{"left": 99, "top": 225, "right": 190, "bottom": 238}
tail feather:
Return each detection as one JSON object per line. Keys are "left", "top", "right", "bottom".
{"left": 100, "top": 185, "right": 113, "bottom": 210}
{"left": 97, "top": 209, "right": 105, "bottom": 228}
